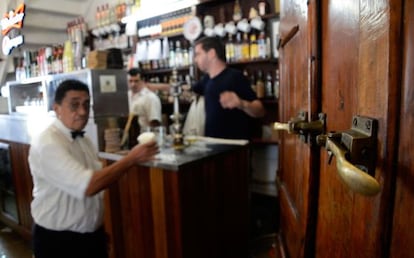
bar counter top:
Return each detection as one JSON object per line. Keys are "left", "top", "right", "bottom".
{"left": 99, "top": 138, "right": 249, "bottom": 171}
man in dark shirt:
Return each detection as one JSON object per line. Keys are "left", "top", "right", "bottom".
{"left": 192, "top": 36, "right": 265, "bottom": 140}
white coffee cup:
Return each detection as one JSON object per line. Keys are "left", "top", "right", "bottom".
{"left": 225, "top": 21, "right": 237, "bottom": 35}
{"left": 204, "top": 27, "right": 215, "bottom": 37}
{"left": 250, "top": 17, "right": 265, "bottom": 31}
{"left": 203, "top": 15, "right": 215, "bottom": 29}
{"left": 237, "top": 19, "right": 251, "bottom": 33}
{"left": 214, "top": 23, "right": 226, "bottom": 37}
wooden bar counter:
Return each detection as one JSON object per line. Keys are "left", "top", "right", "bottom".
{"left": 99, "top": 142, "right": 250, "bottom": 258}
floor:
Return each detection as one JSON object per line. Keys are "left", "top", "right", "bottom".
{"left": 0, "top": 226, "right": 278, "bottom": 258}
{"left": 0, "top": 193, "right": 279, "bottom": 258}
{"left": 0, "top": 226, "right": 32, "bottom": 258}
{"left": 0, "top": 230, "right": 279, "bottom": 258}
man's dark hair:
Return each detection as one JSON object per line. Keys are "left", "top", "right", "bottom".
{"left": 54, "top": 79, "right": 89, "bottom": 104}
{"left": 128, "top": 67, "right": 143, "bottom": 76}
{"left": 195, "top": 36, "right": 226, "bottom": 62}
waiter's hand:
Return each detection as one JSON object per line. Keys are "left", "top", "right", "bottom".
{"left": 129, "top": 140, "right": 159, "bottom": 165}
{"left": 219, "top": 91, "right": 242, "bottom": 109}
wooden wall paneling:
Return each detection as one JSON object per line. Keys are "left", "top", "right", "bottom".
{"left": 318, "top": 1, "right": 362, "bottom": 256}
{"left": 389, "top": 0, "right": 414, "bottom": 257}
{"left": 277, "top": 0, "right": 315, "bottom": 257}
{"left": 317, "top": 0, "right": 402, "bottom": 257}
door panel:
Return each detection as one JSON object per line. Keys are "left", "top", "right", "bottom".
{"left": 278, "top": 0, "right": 319, "bottom": 257}
{"left": 390, "top": 1, "right": 414, "bottom": 257}
{"left": 317, "top": 1, "right": 401, "bottom": 257}
{"left": 278, "top": 0, "right": 403, "bottom": 257}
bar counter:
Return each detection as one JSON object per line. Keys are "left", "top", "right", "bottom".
{"left": 100, "top": 142, "right": 250, "bottom": 258}
{"left": 0, "top": 113, "right": 251, "bottom": 258}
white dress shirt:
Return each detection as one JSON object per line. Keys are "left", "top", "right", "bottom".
{"left": 28, "top": 119, "right": 104, "bottom": 233}
{"left": 129, "top": 87, "right": 162, "bottom": 130}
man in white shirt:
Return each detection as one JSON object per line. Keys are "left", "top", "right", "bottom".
{"left": 127, "top": 68, "right": 163, "bottom": 130}
{"left": 28, "top": 79, "right": 158, "bottom": 258}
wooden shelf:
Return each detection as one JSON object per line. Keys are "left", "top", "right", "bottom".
{"left": 228, "top": 58, "right": 278, "bottom": 66}
{"left": 139, "top": 31, "right": 184, "bottom": 41}
{"left": 141, "top": 65, "right": 192, "bottom": 75}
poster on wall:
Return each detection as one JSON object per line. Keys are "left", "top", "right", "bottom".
{"left": 1, "top": 3, "right": 25, "bottom": 55}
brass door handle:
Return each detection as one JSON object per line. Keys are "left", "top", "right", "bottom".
{"left": 317, "top": 116, "right": 380, "bottom": 196}
{"left": 273, "top": 112, "right": 326, "bottom": 142}
{"left": 323, "top": 136, "right": 380, "bottom": 196}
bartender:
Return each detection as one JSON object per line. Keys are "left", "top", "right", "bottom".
{"left": 127, "top": 67, "right": 168, "bottom": 129}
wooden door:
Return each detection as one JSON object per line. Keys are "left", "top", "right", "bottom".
{"left": 278, "top": 0, "right": 404, "bottom": 257}
{"left": 389, "top": 1, "right": 414, "bottom": 257}
{"left": 277, "top": 0, "right": 320, "bottom": 257}
{"left": 316, "top": 0, "right": 401, "bottom": 257}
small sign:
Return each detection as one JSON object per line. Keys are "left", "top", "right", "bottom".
{"left": 99, "top": 75, "right": 117, "bottom": 93}
{"left": 1, "top": 3, "right": 25, "bottom": 55}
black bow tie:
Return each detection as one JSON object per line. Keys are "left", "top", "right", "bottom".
{"left": 71, "top": 131, "right": 85, "bottom": 139}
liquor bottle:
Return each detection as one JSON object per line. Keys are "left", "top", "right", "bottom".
{"left": 225, "top": 34, "right": 235, "bottom": 63}
{"left": 234, "top": 32, "right": 242, "bottom": 62}
{"left": 182, "top": 41, "right": 189, "bottom": 67}
{"left": 274, "top": 68, "right": 280, "bottom": 99}
{"left": 161, "top": 37, "right": 169, "bottom": 69}
{"left": 257, "top": 31, "right": 267, "bottom": 59}
{"left": 241, "top": 33, "right": 250, "bottom": 61}
{"left": 265, "top": 71, "right": 273, "bottom": 97}
{"left": 96, "top": 6, "right": 101, "bottom": 27}
{"left": 169, "top": 41, "right": 176, "bottom": 68}
{"left": 62, "top": 40, "right": 74, "bottom": 73}
{"left": 257, "top": 0, "right": 269, "bottom": 16}
{"left": 233, "top": 0, "right": 242, "bottom": 22}
{"left": 250, "top": 73, "right": 256, "bottom": 93}
{"left": 256, "top": 70, "right": 265, "bottom": 98}
{"left": 175, "top": 40, "right": 183, "bottom": 67}
{"left": 249, "top": 33, "right": 258, "bottom": 60}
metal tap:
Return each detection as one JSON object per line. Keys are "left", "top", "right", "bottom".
{"left": 169, "top": 68, "right": 185, "bottom": 149}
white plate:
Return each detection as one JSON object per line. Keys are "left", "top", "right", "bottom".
{"left": 183, "top": 16, "right": 202, "bottom": 41}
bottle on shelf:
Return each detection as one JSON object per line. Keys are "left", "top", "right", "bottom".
{"left": 265, "top": 71, "right": 273, "bottom": 98}
{"left": 249, "top": 33, "right": 258, "bottom": 60}
{"left": 258, "top": 31, "right": 267, "bottom": 59}
{"left": 266, "top": 35, "right": 272, "bottom": 58}
{"left": 257, "top": 0, "right": 270, "bottom": 16}
{"left": 161, "top": 37, "right": 170, "bottom": 69}
{"left": 182, "top": 42, "right": 189, "bottom": 67}
{"left": 96, "top": 6, "right": 101, "bottom": 27}
{"left": 234, "top": 32, "right": 242, "bottom": 62}
{"left": 188, "top": 44, "right": 194, "bottom": 65}
{"left": 250, "top": 72, "right": 256, "bottom": 93}
{"left": 175, "top": 40, "right": 183, "bottom": 67}
{"left": 233, "top": 0, "right": 242, "bottom": 22}
{"left": 274, "top": 68, "right": 280, "bottom": 99}
{"left": 256, "top": 70, "right": 265, "bottom": 98}
{"left": 169, "top": 41, "right": 176, "bottom": 68}
{"left": 225, "top": 34, "right": 235, "bottom": 63}
{"left": 241, "top": 33, "right": 250, "bottom": 61}
{"left": 62, "top": 40, "right": 74, "bottom": 73}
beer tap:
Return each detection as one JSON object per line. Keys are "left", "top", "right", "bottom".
{"left": 169, "top": 68, "right": 185, "bottom": 149}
